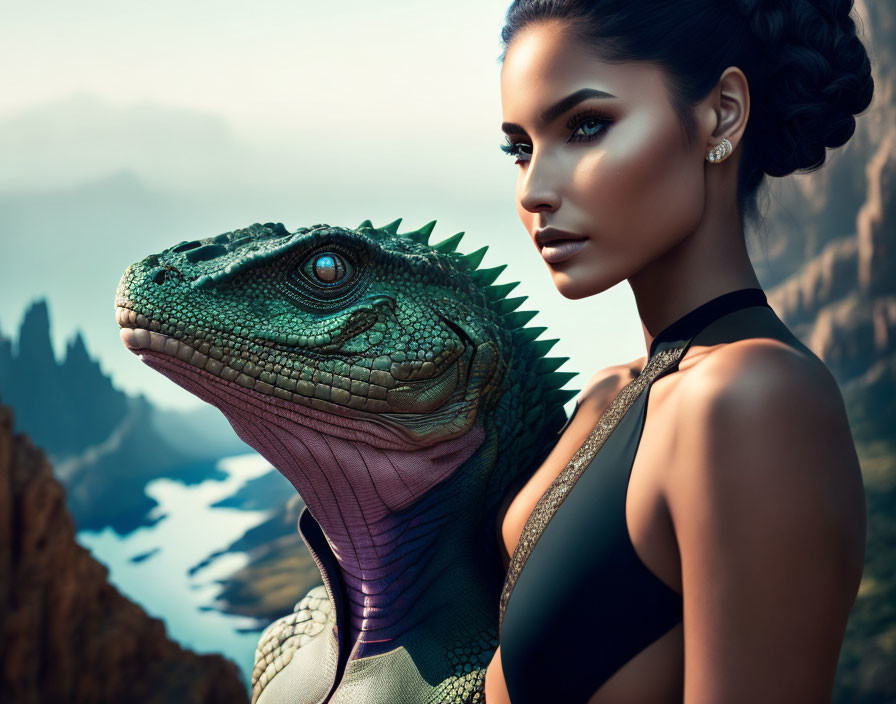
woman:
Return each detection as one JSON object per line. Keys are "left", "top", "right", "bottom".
{"left": 484, "top": 1, "right": 874, "bottom": 702}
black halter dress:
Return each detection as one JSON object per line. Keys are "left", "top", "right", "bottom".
{"left": 498, "top": 287, "right": 808, "bottom": 703}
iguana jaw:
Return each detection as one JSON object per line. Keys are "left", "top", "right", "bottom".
{"left": 116, "top": 304, "right": 481, "bottom": 446}
{"left": 119, "top": 323, "right": 474, "bottom": 451}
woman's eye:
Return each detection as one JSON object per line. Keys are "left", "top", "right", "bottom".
{"left": 301, "top": 251, "right": 353, "bottom": 286}
{"left": 567, "top": 112, "right": 612, "bottom": 143}
{"left": 571, "top": 119, "right": 605, "bottom": 139}
{"left": 500, "top": 138, "right": 532, "bottom": 164}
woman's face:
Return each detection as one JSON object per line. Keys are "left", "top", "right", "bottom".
{"left": 500, "top": 21, "right": 709, "bottom": 299}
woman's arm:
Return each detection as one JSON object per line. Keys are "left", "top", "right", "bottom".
{"left": 668, "top": 339, "right": 866, "bottom": 703}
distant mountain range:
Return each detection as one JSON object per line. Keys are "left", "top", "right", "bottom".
{"left": 0, "top": 299, "right": 250, "bottom": 534}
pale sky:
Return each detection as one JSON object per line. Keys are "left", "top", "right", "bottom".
{"left": 0, "top": 0, "right": 647, "bottom": 410}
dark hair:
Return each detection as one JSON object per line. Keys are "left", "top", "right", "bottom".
{"left": 499, "top": 0, "right": 874, "bottom": 230}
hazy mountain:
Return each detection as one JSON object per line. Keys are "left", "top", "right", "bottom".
{"left": 0, "top": 300, "right": 247, "bottom": 533}
{"left": 0, "top": 300, "right": 127, "bottom": 458}
{"left": 0, "top": 93, "right": 244, "bottom": 193}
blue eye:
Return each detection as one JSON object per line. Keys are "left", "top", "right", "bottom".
{"left": 499, "top": 110, "right": 612, "bottom": 165}
{"left": 566, "top": 110, "right": 612, "bottom": 142}
{"left": 570, "top": 118, "right": 608, "bottom": 140}
{"left": 301, "top": 251, "right": 353, "bottom": 286}
{"left": 500, "top": 138, "right": 532, "bottom": 163}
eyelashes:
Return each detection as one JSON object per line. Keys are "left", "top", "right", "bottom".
{"left": 500, "top": 109, "right": 613, "bottom": 163}
{"left": 565, "top": 109, "right": 613, "bottom": 141}
{"left": 499, "top": 139, "right": 531, "bottom": 160}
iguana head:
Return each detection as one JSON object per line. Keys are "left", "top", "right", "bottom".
{"left": 117, "top": 217, "right": 574, "bottom": 445}
{"left": 117, "top": 219, "right": 575, "bottom": 517}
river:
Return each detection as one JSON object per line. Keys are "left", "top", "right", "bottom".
{"left": 76, "top": 452, "right": 277, "bottom": 692}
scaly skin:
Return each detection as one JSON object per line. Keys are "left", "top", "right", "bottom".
{"left": 115, "top": 219, "right": 577, "bottom": 703}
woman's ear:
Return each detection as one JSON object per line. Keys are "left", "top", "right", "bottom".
{"left": 701, "top": 65, "right": 751, "bottom": 155}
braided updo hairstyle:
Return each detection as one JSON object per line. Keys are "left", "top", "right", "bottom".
{"left": 499, "top": 0, "right": 874, "bottom": 229}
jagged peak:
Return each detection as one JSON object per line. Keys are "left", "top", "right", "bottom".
{"left": 21, "top": 298, "right": 50, "bottom": 327}
{"left": 17, "top": 298, "right": 55, "bottom": 363}
{"left": 63, "top": 330, "right": 91, "bottom": 367}
{"left": 534, "top": 356, "right": 569, "bottom": 374}
{"left": 542, "top": 388, "right": 579, "bottom": 407}
{"left": 528, "top": 338, "right": 559, "bottom": 357}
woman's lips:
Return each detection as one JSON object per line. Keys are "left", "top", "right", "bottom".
{"left": 540, "top": 238, "right": 588, "bottom": 264}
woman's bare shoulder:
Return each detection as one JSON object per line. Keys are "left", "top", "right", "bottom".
{"left": 682, "top": 335, "right": 829, "bottom": 390}
{"left": 664, "top": 337, "right": 866, "bottom": 700}
{"left": 671, "top": 336, "right": 857, "bottom": 485}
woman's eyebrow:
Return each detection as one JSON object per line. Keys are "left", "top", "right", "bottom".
{"left": 501, "top": 88, "right": 617, "bottom": 135}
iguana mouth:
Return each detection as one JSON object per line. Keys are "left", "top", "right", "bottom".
{"left": 116, "top": 304, "right": 466, "bottom": 418}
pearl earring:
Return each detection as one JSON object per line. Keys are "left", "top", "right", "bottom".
{"left": 706, "top": 137, "right": 733, "bottom": 163}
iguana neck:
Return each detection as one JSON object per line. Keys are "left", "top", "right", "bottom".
{"left": 182, "top": 361, "right": 495, "bottom": 656}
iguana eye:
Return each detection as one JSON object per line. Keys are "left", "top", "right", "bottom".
{"left": 302, "top": 251, "right": 353, "bottom": 286}
{"left": 283, "top": 241, "right": 369, "bottom": 310}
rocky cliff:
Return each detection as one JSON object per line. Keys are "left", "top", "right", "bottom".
{"left": 0, "top": 403, "right": 248, "bottom": 703}
{"left": 750, "top": 0, "right": 895, "bottom": 442}
{"left": 744, "top": 4, "right": 896, "bottom": 700}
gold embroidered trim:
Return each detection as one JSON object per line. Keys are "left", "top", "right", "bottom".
{"left": 498, "top": 344, "right": 688, "bottom": 632}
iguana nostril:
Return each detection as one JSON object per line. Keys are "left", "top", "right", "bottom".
{"left": 151, "top": 266, "right": 184, "bottom": 285}
{"left": 172, "top": 240, "right": 202, "bottom": 253}
{"left": 185, "top": 243, "right": 227, "bottom": 263}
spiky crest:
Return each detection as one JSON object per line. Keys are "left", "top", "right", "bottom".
{"left": 471, "top": 264, "right": 507, "bottom": 287}
{"left": 497, "top": 296, "right": 528, "bottom": 315}
{"left": 486, "top": 281, "right": 520, "bottom": 301}
{"left": 432, "top": 232, "right": 465, "bottom": 253}
{"left": 402, "top": 220, "right": 437, "bottom": 245}
{"left": 380, "top": 218, "right": 403, "bottom": 234}
{"left": 504, "top": 310, "right": 538, "bottom": 328}
{"left": 355, "top": 219, "right": 573, "bottom": 392}
{"left": 535, "top": 356, "right": 570, "bottom": 374}
{"left": 528, "top": 338, "right": 559, "bottom": 357}
{"left": 513, "top": 326, "right": 546, "bottom": 345}
{"left": 461, "top": 246, "right": 488, "bottom": 270}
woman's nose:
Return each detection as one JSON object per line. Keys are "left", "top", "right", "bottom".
{"left": 518, "top": 158, "right": 561, "bottom": 214}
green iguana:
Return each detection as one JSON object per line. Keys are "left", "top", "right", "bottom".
{"left": 115, "top": 219, "right": 577, "bottom": 703}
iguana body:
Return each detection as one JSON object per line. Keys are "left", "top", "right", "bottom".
{"left": 116, "top": 220, "right": 577, "bottom": 703}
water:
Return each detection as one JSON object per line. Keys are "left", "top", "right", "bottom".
{"left": 76, "top": 452, "right": 276, "bottom": 691}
